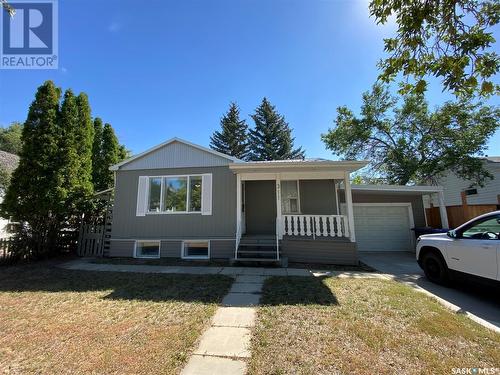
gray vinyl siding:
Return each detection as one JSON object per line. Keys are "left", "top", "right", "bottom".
{"left": 339, "top": 190, "right": 427, "bottom": 227}
{"left": 210, "top": 240, "right": 236, "bottom": 259}
{"left": 109, "top": 239, "right": 235, "bottom": 258}
{"left": 110, "top": 240, "right": 135, "bottom": 257}
{"left": 120, "top": 141, "right": 233, "bottom": 170}
{"left": 431, "top": 162, "right": 500, "bottom": 206}
{"left": 111, "top": 166, "right": 236, "bottom": 240}
{"left": 299, "top": 180, "right": 337, "bottom": 214}
{"left": 281, "top": 239, "right": 357, "bottom": 265}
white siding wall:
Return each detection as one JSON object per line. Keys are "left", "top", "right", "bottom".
{"left": 121, "top": 141, "right": 232, "bottom": 170}
{"left": 431, "top": 162, "right": 500, "bottom": 206}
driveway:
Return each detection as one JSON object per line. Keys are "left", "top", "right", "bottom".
{"left": 360, "top": 252, "right": 500, "bottom": 331}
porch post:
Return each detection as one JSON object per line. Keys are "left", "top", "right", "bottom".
{"left": 275, "top": 175, "right": 282, "bottom": 239}
{"left": 344, "top": 171, "right": 356, "bottom": 242}
{"left": 437, "top": 190, "right": 449, "bottom": 229}
{"left": 235, "top": 174, "right": 242, "bottom": 258}
{"left": 334, "top": 180, "right": 340, "bottom": 215}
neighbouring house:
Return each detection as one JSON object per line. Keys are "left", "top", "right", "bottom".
{"left": 425, "top": 157, "right": 500, "bottom": 228}
{"left": 108, "top": 138, "right": 448, "bottom": 265}
{"left": 0, "top": 150, "right": 19, "bottom": 238}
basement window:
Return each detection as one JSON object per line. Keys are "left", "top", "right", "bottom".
{"left": 182, "top": 240, "right": 210, "bottom": 259}
{"left": 135, "top": 240, "right": 160, "bottom": 259}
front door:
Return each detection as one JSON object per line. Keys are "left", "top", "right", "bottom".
{"left": 244, "top": 180, "right": 277, "bottom": 235}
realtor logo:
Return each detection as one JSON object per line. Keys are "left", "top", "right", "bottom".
{"left": 1, "top": 0, "right": 58, "bottom": 69}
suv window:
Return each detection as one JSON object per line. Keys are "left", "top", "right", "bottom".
{"left": 461, "top": 216, "right": 500, "bottom": 240}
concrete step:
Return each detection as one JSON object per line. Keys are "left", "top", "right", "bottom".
{"left": 240, "top": 241, "right": 276, "bottom": 247}
{"left": 232, "top": 258, "right": 280, "bottom": 263}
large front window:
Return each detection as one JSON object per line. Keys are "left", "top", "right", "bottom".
{"left": 148, "top": 175, "right": 202, "bottom": 213}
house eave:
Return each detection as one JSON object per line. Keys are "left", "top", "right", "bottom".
{"left": 228, "top": 160, "right": 368, "bottom": 173}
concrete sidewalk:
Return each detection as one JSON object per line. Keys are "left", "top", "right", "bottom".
{"left": 182, "top": 275, "right": 266, "bottom": 375}
{"left": 60, "top": 259, "right": 379, "bottom": 278}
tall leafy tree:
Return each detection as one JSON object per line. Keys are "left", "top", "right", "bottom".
{"left": 2, "top": 81, "right": 63, "bottom": 256}
{"left": 322, "top": 84, "right": 500, "bottom": 186}
{"left": 210, "top": 102, "right": 249, "bottom": 159}
{"left": 370, "top": 0, "right": 500, "bottom": 97}
{"left": 0, "top": 122, "right": 23, "bottom": 154}
{"left": 248, "top": 98, "right": 305, "bottom": 161}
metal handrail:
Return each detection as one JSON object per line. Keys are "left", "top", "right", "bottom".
{"left": 275, "top": 217, "right": 280, "bottom": 260}
{"left": 234, "top": 221, "right": 241, "bottom": 260}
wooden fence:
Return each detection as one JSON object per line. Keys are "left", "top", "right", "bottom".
{"left": 426, "top": 204, "right": 499, "bottom": 229}
{"left": 0, "top": 238, "right": 13, "bottom": 262}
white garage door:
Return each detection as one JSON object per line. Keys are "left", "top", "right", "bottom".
{"left": 353, "top": 204, "right": 414, "bottom": 252}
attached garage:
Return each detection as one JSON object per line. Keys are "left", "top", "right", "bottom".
{"left": 340, "top": 185, "right": 448, "bottom": 253}
{"left": 352, "top": 204, "right": 414, "bottom": 252}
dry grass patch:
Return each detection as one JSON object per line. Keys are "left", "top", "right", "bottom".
{"left": 0, "top": 264, "right": 233, "bottom": 374}
{"left": 249, "top": 276, "right": 499, "bottom": 375}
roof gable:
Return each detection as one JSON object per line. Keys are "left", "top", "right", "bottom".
{"left": 111, "top": 138, "right": 240, "bottom": 171}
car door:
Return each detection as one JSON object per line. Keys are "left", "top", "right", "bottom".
{"left": 446, "top": 215, "right": 500, "bottom": 280}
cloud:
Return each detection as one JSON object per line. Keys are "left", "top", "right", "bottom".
{"left": 60, "top": 67, "right": 68, "bottom": 74}
{"left": 108, "top": 22, "right": 121, "bottom": 33}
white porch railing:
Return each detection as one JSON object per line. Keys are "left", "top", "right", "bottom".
{"left": 281, "top": 215, "right": 349, "bottom": 239}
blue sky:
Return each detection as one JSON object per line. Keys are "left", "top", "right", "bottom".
{"left": 0, "top": 0, "right": 498, "bottom": 159}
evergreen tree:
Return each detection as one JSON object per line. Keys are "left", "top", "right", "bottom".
{"left": 58, "top": 90, "right": 81, "bottom": 210}
{"left": 2, "top": 81, "right": 63, "bottom": 256}
{"left": 248, "top": 98, "right": 305, "bottom": 161}
{"left": 118, "top": 144, "right": 129, "bottom": 161}
{"left": 210, "top": 102, "right": 248, "bottom": 159}
{"left": 91, "top": 117, "right": 104, "bottom": 188}
{"left": 74, "top": 93, "right": 94, "bottom": 202}
{"left": 99, "top": 123, "right": 120, "bottom": 190}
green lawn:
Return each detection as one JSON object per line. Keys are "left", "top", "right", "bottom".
{"left": 249, "top": 276, "right": 500, "bottom": 375}
{"left": 0, "top": 264, "right": 233, "bottom": 374}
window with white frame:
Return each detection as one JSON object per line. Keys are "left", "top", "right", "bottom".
{"left": 135, "top": 240, "right": 160, "bottom": 258}
{"left": 281, "top": 180, "right": 300, "bottom": 213}
{"left": 182, "top": 240, "right": 209, "bottom": 259}
{"left": 147, "top": 175, "right": 203, "bottom": 213}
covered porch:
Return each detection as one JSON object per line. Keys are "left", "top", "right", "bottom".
{"left": 229, "top": 160, "right": 367, "bottom": 263}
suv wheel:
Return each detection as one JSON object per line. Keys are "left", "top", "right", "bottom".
{"left": 422, "top": 252, "right": 449, "bottom": 285}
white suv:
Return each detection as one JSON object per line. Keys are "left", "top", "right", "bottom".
{"left": 416, "top": 211, "right": 500, "bottom": 285}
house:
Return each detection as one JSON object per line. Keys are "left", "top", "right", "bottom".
{"left": 431, "top": 157, "right": 500, "bottom": 206}
{"left": 108, "top": 138, "right": 447, "bottom": 265}
{"left": 425, "top": 157, "right": 500, "bottom": 228}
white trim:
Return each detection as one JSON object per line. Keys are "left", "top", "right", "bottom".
{"left": 239, "top": 171, "right": 346, "bottom": 181}
{"left": 422, "top": 195, "right": 429, "bottom": 226}
{"left": 437, "top": 190, "right": 450, "bottom": 228}
{"left": 229, "top": 160, "right": 368, "bottom": 171}
{"left": 350, "top": 184, "right": 444, "bottom": 193}
{"left": 344, "top": 171, "right": 356, "bottom": 242}
{"left": 182, "top": 240, "right": 210, "bottom": 260}
{"left": 133, "top": 240, "right": 161, "bottom": 259}
{"left": 334, "top": 180, "right": 340, "bottom": 215}
{"left": 110, "top": 137, "right": 241, "bottom": 171}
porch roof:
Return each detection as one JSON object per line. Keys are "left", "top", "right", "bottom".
{"left": 228, "top": 159, "right": 368, "bottom": 174}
